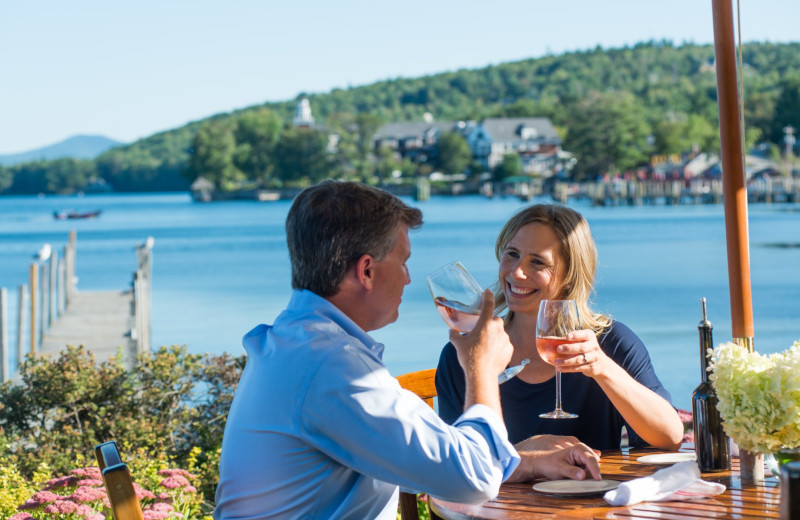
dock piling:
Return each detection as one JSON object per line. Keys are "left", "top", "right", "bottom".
{"left": 17, "top": 285, "right": 26, "bottom": 367}
{"left": 1, "top": 288, "right": 7, "bottom": 382}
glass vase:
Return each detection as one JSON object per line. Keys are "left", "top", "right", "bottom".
{"left": 765, "top": 447, "right": 800, "bottom": 481}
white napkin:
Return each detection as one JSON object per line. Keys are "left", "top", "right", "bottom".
{"left": 603, "top": 461, "right": 726, "bottom": 506}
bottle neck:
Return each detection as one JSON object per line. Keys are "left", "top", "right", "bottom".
{"left": 699, "top": 326, "right": 713, "bottom": 383}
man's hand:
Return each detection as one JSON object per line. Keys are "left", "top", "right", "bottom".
{"left": 505, "top": 443, "right": 602, "bottom": 483}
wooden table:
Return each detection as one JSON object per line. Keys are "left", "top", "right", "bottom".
{"left": 429, "top": 446, "right": 781, "bottom": 519}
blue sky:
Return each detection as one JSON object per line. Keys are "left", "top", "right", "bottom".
{"left": 1, "top": 0, "right": 798, "bottom": 154}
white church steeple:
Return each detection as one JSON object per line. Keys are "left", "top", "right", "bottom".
{"left": 293, "top": 97, "right": 315, "bottom": 128}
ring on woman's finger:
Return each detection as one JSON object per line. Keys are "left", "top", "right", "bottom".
{"left": 581, "top": 353, "right": 588, "bottom": 364}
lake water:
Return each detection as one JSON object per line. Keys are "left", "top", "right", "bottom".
{"left": 1, "top": 192, "right": 799, "bottom": 409}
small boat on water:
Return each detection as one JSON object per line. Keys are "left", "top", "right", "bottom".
{"left": 53, "top": 209, "right": 102, "bottom": 220}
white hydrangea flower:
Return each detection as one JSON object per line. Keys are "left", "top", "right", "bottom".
{"left": 709, "top": 341, "right": 800, "bottom": 453}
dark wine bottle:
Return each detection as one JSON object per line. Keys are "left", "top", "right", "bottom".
{"left": 691, "top": 298, "right": 730, "bottom": 472}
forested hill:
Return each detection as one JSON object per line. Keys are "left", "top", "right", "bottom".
{"left": 3, "top": 40, "right": 800, "bottom": 194}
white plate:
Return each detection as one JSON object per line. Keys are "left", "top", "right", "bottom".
{"left": 636, "top": 452, "right": 697, "bottom": 465}
{"left": 532, "top": 479, "right": 620, "bottom": 496}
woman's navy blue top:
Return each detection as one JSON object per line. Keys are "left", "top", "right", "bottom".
{"left": 435, "top": 320, "right": 674, "bottom": 450}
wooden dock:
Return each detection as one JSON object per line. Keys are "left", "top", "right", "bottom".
{"left": 551, "top": 177, "right": 800, "bottom": 206}
{"left": 38, "top": 290, "right": 137, "bottom": 366}
{"left": 0, "top": 231, "right": 152, "bottom": 382}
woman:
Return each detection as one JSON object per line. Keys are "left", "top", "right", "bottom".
{"left": 436, "top": 204, "right": 684, "bottom": 451}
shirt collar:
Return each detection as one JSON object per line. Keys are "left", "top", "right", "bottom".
{"left": 287, "top": 289, "right": 385, "bottom": 358}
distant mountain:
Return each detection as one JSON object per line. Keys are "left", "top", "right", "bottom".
{"left": 0, "top": 135, "right": 125, "bottom": 166}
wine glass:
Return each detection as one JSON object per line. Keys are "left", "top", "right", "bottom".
{"left": 536, "top": 299, "right": 580, "bottom": 419}
{"left": 426, "top": 261, "right": 483, "bottom": 333}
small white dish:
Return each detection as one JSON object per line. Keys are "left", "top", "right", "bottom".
{"left": 532, "top": 479, "right": 620, "bottom": 496}
{"left": 636, "top": 452, "right": 697, "bottom": 465}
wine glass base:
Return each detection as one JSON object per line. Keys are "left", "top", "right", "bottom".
{"left": 540, "top": 410, "right": 578, "bottom": 419}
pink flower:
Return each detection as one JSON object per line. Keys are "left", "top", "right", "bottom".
{"left": 159, "top": 475, "right": 190, "bottom": 489}
{"left": 43, "top": 475, "right": 79, "bottom": 490}
{"left": 71, "top": 467, "right": 102, "bottom": 479}
{"left": 18, "top": 490, "right": 63, "bottom": 509}
{"left": 73, "top": 504, "right": 99, "bottom": 517}
{"left": 156, "top": 492, "right": 173, "bottom": 501}
{"left": 683, "top": 431, "right": 696, "bottom": 443}
{"left": 9, "top": 513, "right": 35, "bottom": 520}
{"left": 133, "top": 483, "right": 156, "bottom": 500}
{"left": 68, "top": 486, "right": 108, "bottom": 503}
{"left": 144, "top": 502, "right": 175, "bottom": 512}
{"left": 142, "top": 511, "right": 171, "bottom": 520}
{"left": 157, "top": 468, "right": 197, "bottom": 480}
{"left": 44, "top": 499, "right": 80, "bottom": 514}
{"left": 77, "top": 478, "right": 106, "bottom": 487}
{"left": 86, "top": 515, "right": 105, "bottom": 520}
{"left": 182, "top": 485, "right": 197, "bottom": 493}
{"left": 677, "top": 408, "right": 693, "bottom": 424}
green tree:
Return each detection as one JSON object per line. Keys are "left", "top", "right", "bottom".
{"left": 768, "top": 74, "right": 800, "bottom": 150}
{"left": 493, "top": 153, "right": 523, "bottom": 181}
{"left": 44, "top": 158, "right": 97, "bottom": 193}
{"left": 233, "top": 108, "right": 282, "bottom": 185}
{"left": 186, "top": 121, "right": 243, "bottom": 191}
{"left": 354, "top": 113, "right": 382, "bottom": 180}
{"left": 274, "top": 127, "right": 334, "bottom": 184}
{"left": 435, "top": 131, "right": 471, "bottom": 175}
{"left": 0, "top": 165, "right": 12, "bottom": 193}
{"left": 565, "top": 91, "right": 651, "bottom": 179}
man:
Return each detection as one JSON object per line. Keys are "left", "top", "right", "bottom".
{"left": 214, "top": 180, "right": 599, "bottom": 520}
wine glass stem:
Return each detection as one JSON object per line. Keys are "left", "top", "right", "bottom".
{"left": 554, "top": 368, "right": 564, "bottom": 412}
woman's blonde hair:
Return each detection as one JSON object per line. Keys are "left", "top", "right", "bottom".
{"left": 493, "top": 204, "right": 611, "bottom": 334}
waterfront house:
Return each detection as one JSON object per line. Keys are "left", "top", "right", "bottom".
{"left": 372, "top": 118, "right": 473, "bottom": 166}
{"left": 466, "top": 117, "right": 567, "bottom": 175}
{"left": 374, "top": 116, "right": 570, "bottom": 178}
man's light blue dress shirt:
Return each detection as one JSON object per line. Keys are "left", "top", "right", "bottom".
{"left": 214, "top": 290, "right": 519, "bottom": 520}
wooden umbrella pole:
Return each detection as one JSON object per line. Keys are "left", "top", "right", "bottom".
{"left": 710, "top": 0, "right": 761, "bottom": 480}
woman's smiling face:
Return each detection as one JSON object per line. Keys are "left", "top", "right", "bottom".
{"left": 498, "top": 222, "right": 565, "bottom": 316}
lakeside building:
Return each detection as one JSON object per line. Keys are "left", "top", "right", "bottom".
{"left": 373, "top": 115, "right": 573, "bottom": 177}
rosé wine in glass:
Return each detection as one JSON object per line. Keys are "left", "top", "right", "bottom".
{"left": 434, "top": 296, "right": 481, "bottom": 333}
{"left": 536, "top": 336, "right": 581, "bottom": 364}
{"left": 537, "top": 299, "right": 580, "bottom": 419}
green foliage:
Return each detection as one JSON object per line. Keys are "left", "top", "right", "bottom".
{"left": 274, "top": 127, "right": 335, "bottom": 185}
{"left": 4, "top": 159, "right": 97, "bottom": 195}
{"left": 186, "top": 121, "right": 244, "bottom": 191}
{"left": 493, "top": 153, "right": 523, "bottom": 181}
{"left": 232, "top": 108, "right": 282, "bottom": 184}
{"left": 768, "top": 74, "right": 800, "bottom": 149}
{"left": 0, "top": 447, "right": 36, "bottom": 518}
{"left": 435, "top": 131, "right": 471, "bottom": 175}
{"left": 565, "top": 91, "right": 651, "bottom": 179}
{"left": 0, "top": 345, "right": 244, "bottom": 503}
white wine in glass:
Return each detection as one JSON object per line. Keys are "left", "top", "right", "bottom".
{"left": 536, "top": 299, "right": 580, "bottom": 419}
{"left": 427, "top": 261, "right": 482, "bottom": 333}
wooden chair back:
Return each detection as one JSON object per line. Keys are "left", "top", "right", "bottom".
{"left": 396, "top": 368, "right": 437, "bottom": 410}
{"left": 395, "top": 368, "right": 442, "bottom": 520}
{"left": 94, "top": 441, "right": 145, "bottom": 520}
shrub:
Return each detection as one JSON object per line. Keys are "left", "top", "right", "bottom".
{"left": 0, "top": 345, "right": 245, "bottom": 504}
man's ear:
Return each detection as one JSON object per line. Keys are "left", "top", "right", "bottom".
{"left": 354, "top": 254, "right": 375, "bottom": 290}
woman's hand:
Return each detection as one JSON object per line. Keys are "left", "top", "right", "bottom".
{"left": 548, "top": 330, "right": 684, "bottom": 450}
{"left": 516, "top": 434, "right": 587, "bottom": 452}
{"left": 551, "top": 329, "right": 610, "bottom": 378}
